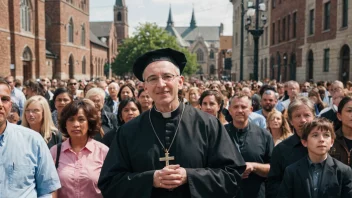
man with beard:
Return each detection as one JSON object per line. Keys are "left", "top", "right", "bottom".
{"left": 255, "top": 90, "right": 279, "bottom": 119}
{"left": 300, "top": 81, "right": 310, "bottom": 97}
{"left": 225, "top": 93, "right": 274, "bottom": 198}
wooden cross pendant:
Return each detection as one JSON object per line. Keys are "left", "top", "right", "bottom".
{"left": 159, "top": 150, "right": 174, "bottom": 166}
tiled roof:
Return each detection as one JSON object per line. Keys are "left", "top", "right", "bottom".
{"left": 90, "top": 30, "right": 108, "bottom": 48}
{"left": 90, "top": 21, "right": 113, "bottom": 38}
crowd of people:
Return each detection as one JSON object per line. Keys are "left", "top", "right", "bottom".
{"left": 1, "top": 48, "right": 352, "bottom": 197}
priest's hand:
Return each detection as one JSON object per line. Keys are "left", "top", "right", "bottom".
{"left": 153, "top": 165, "right": 187, "bottom": 189}
{"left": 242, "top": 162, "right": 256, "bottom": 179}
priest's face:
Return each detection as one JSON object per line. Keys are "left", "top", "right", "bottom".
{"left": 143, "top": 61, "right": 184, "bottom": 109}
{"left": 228, "top": 96, "right": 252, "bottom": 124}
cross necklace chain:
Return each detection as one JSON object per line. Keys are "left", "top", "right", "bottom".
{"left": 149, "top": 104, "right": 185, "bottom": 166}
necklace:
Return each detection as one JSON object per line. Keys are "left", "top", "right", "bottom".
{"left": 234, "top": 127, "right": 248, "bottom": 151}
{"left": 149, "top": 103, "right": 185, "bottom": 166}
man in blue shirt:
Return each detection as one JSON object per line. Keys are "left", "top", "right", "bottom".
{"left": 0, "top": 79, "right": 61, "bottom": 197}
{"left": 5, "top": 76, "right": 26, "bottom": 117}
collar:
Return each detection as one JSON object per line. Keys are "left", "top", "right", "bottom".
{"left": 291, "top": 131, "right": 303, "bottom": 146}
{"left": 62, "top": 138, "right": 94, "bottom": 153}
{"left": 307, "top": 155, "right": 327, "bottom": 168}
{"left": 152, "top": 102, "right": 183, "bottom": 119}
{"left": 0, "top": 121, "right": 10, "bottom": 146}
{"left": 230, "top": 121, "right": 250, "bottom": 133}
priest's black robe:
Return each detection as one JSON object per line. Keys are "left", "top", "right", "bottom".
{"left": 98, "top": 104, "right": 246, "bottom": 198}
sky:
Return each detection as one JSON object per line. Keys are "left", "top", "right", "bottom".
{"left": 89, "top": 0, "right": 233, "bottom": 36}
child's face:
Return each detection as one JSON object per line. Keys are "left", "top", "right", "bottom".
{"left": 301, "top": 127, "right": 334, "bottom": 157}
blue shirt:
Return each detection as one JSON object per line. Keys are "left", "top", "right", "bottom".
{"left": 11, "top": 88, "right": 26, "bottom": 117}
{"left": 0, "top": 122, "right": 61, "bottom": 198}
{"left": 248, "top": 112, "right": 267, "bottom": 128}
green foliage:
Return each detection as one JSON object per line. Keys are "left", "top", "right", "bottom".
{"left": 112, "top": 23, "right": 198, "bottom": 76}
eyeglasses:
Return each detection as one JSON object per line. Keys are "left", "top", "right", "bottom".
{"left": 25, "top": 109, "right": 41, "bottom": 114}
{"left": 69, "top": 83, "right": 77, "bottom": 86}
{"left": 145, "top": 73, "right": 179, "bottom": 85}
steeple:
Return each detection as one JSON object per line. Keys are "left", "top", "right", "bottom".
{"left": 167, "top": 5, "right": 174, "bottom": 27}
{"left": 190, "top": 7, "right": 196, "bottom": 28}
{"left": 115, "top": 0, "right": 126, "bottom": 7}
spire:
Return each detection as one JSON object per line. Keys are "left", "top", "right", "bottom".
{"left": 190, "top": 6, "right": 196, "bottom": 28}
{"left": 115, "top": 0, "right": 125, "bottom": 7}
{"left": 167, "top": 5, "right": 174, "bottom": 27}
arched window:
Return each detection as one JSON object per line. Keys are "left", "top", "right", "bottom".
{"left": 81, "top": 24, "right": 85, "bottom": 46}
{"left": 20, "top": 0, "right": 31, "bottom": 32}
{"left": 82, "top": 56, "right": 86, "bottom": 74}
{"left": 117, "top": 12, "right": 122, "bottom": 21}
{"left": 23, "top": 47, "right": 32, "bottom": 61}
{"left": 196, "top": 49, "right": 204, "bottom": 62}
{"left": 68, "top": 18, "right": 74, "bottom": 43}
{"left": 209, "top": 50, "right": 215, "bottom": 59}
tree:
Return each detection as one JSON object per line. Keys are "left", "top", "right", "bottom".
{"left": 112, "top": 23, "right": 198, "bottom": 76}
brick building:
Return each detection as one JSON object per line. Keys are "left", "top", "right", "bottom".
{"left": 0, "top": 0, "right": 124, "bottom": 81}
{"left": 45, "top": 0, "right": 91, "bottom": 80}
{"left": 270, "top": 0, "right": 351, "bottom": 83}
{"left": 0, "top": 0, "right": 11, "bottom": 73}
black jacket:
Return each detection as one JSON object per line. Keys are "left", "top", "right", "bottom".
{"left": 94, "top": 110, "right": 118, "bottom": 143}
{"left": 277, "top": 155, "right": 352, "bottom": 198}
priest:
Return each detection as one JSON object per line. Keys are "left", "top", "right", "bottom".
{"left": 98, "top": 48, "right": 246, "bottom": 198}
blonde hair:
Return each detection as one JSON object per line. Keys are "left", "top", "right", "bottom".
{"left": 267, "top": 110, "right": 292, "bottom": 140}
{"left": 22, "top": 95, "right": 57, "bottom": 143}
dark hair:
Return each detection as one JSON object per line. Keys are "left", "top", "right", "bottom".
{"left": 24, "top": 80, "right": 45, "bottom": 96}
{"left": 11, "top": 103, "right": 20, "bottom": 116}
{"left": 259, "top": 84, "right": 277, "bottom": 96}
{"left": 137, "top": 88, "right": 146, "bottom": 98}
{"left": 338, "top": 96, "right": 352, "bottom": 114}
{"left": 199, "top": 90, "right": 225, "bottom": 120}
{"left": 53, "top": 88, "right": 73, "bottom": 102}
{"left": 118, "top": 84, "right": 136, "bottom": 101}
{"left": 59, "top": 99, "right": 102, "bottom": 138}
{"left": 117, "top": 98, "right": 142, "bottom": 125}
{"left": 301, "top": 118, "right": 335, "bottom": 141}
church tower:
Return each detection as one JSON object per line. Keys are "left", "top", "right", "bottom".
{"left": 114, "top": 0, "right": 129, "bottom": 44}
{"left": 166, "top": 5, "right": 174, "bottom": 27}
{"left": 190, "top": 7, "right": 197, "bottom": 28}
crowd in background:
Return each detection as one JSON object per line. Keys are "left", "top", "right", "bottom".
{"left": 4, "top": 74, "right": 352, "bottom": 197}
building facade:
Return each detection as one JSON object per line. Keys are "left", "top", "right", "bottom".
{"left": 0, "top": 0, "right": 123, "bottom": 81}
{"left": 164, "top": 7, "right": 223, "bottom": 79}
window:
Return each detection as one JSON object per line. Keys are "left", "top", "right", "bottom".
{"left": 235, "top": 32, "right": 238, "bottom": 46}
{"left": 309, "top": 9, "right": 315, "bottom": 35}
{"left": 82, "top": 57, "right": 86, "bottom": 74}
{"left": 342, "top": 0, "right": 348, "bottom": 27}
{"left": 68, "top": 18, "right": 74, "bottom": 43}
{"left": 323, "top": 48, "right": 330, "bottom": 72}
{"left": 272, "top": 0, "right": 276, "bottom": 8}
{"left": 287, "top": 15, "right": 290, "bottom": 39}
{"left": 324, "top": 2, "right": 331, "bottom": 30}
{"left": 265, "top": 27, "right": 268, "bottom": 45}
{"left": 272, "top": 23, "right": 275, "bottom": 45}
{"left": 293, "top": 12, "right": 297, "bottom": 38}
{"left": 278, "top": 20, "right": 281, "bottom": 42}
{"left": 282, "top": 17, "right": 286, "bottom": 41}
{"left": 81, "top": 24, "right": 85, "bottom": 46}
{"left": 196, "top": 49, "right": 204, "bottom": 62}
{"left": 20, "top": 0, "right": 31, "bottom": 32}
{"left": 209, "top": 50, "right": 215, "bottom": 59}
{"left": 117, "top": 12, "right": 122, "bottom": 21}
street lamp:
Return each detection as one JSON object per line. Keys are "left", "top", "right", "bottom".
{"left": 245, "top": 0, "right": 267, "bottom": 81}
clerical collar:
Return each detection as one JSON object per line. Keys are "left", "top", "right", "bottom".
{"left": 153, "top": 103, "right": 183, "bottom": 118}
{"left": 231, "top": 122, "right": 250, "bottom": 133}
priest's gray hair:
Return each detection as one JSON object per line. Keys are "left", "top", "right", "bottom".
{"left": 287, "top": 97, "right": 315, "bottom": 121}
{"left": 85, "top": 87, "right": 106, "bottom": 101}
